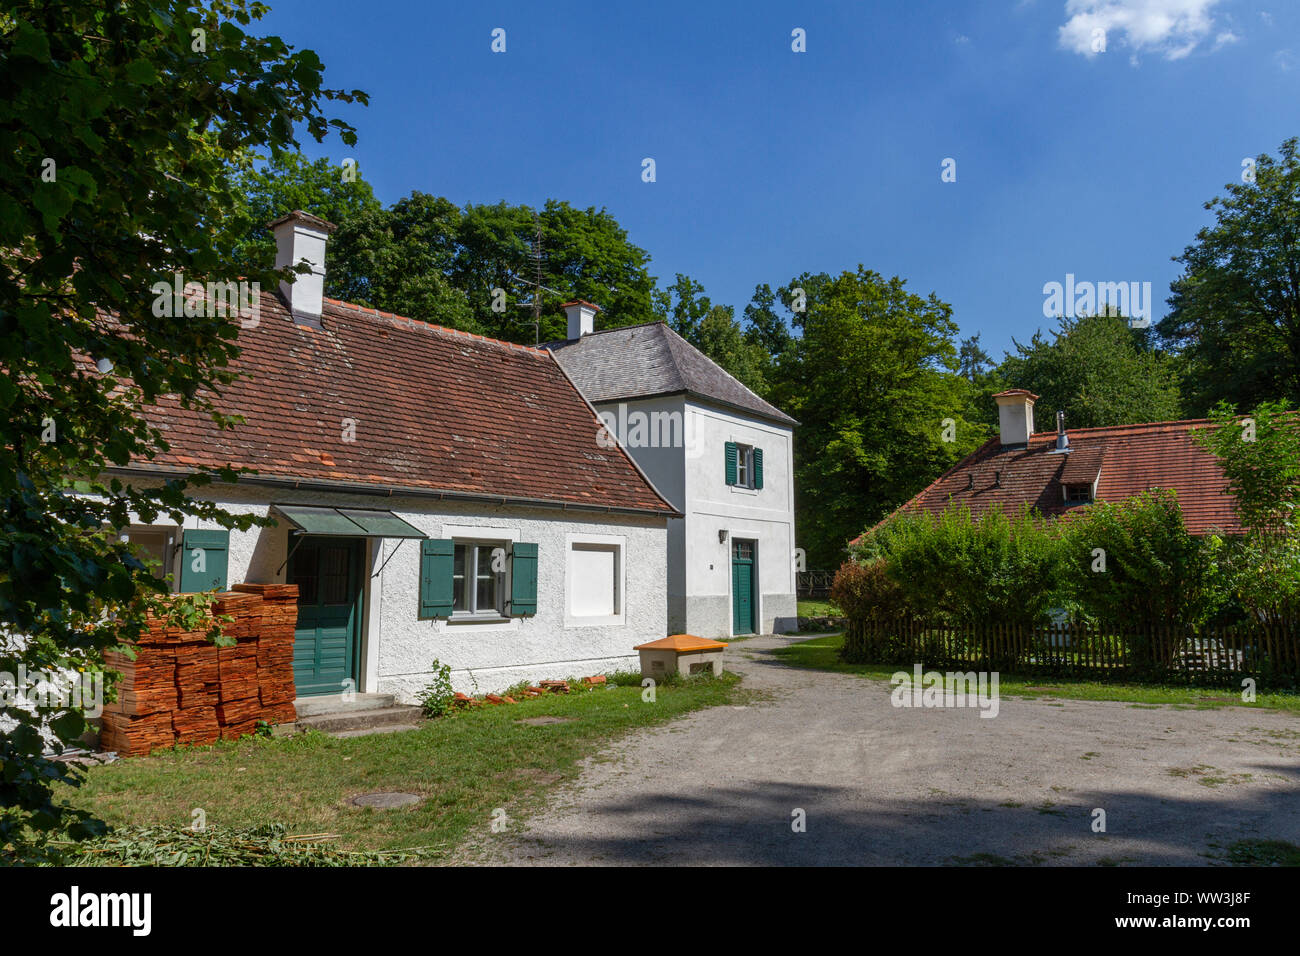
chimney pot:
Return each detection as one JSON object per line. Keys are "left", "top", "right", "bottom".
{"left": 1055, "top": 409, "right": 1070, "bottom": 451}
{"left": 562, "top": 300, "right": 599, "bottom": 339}
{"left": 268, "top": 210, "right": 336, "bottom": 326}
{"left": 992, "top": 389, "right": 1038, "bottom": 446}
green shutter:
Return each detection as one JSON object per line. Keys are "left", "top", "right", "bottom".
{"left": 419, "top": 539, "right": 454, "bottom": 619}
{"left": 510, "top": 542, "right": 538, "bottom": 616}
{"left": 179, "top": 529, "right": 229, "bottom": 592}
{"left": 753, "top": 447, "right": 764, "bottom": 489}
{"left": 724, "top": 442, "right": 738, "bottom": 485}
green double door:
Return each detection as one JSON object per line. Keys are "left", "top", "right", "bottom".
{"left": 288, "top": 536, "right": 363, "bottom": 697}
{"left": 731, "top": 539, "right": 756, "bottom": 635}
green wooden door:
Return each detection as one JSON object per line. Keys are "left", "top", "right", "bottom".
{"left": 731, "top": 539, "right": 755, "bottom": 635}
{"left": 288, "top": 536, "right": 363, "bottom": 697}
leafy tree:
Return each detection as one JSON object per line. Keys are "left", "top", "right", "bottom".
{"left": 743, "top": 283, "right": 793, "bottom": 359}
{"left": 227, "top": 150, "right": 381, "bottom": 273}
{"left": 328, "top": 192, "right": 475, "bottom": 331}
{"left": 664, "top": 273, "right": 711, "bottom": 343}
{"left": 995, "top": 311, "right": 1184, "bottom": 428}
{"left": 774, "top": 267, "right": 989, "bottom": 566}
{"left": 1159, "top": 137, "right": 1300, "bottom": 413}
{"left": 692, "top": 304, "right": 769, "bottom": 395}
{"left": 958, "top": 333, "right": 993, "bottom": 382}
{"left": 1197, "top": 400, "right": 1300, "bottom": 616}
{"left": 0, "top": 0, "right": 361, "bottom": 855}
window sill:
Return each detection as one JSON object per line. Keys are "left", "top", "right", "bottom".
{"left": 448, "top": 614, "right": 512, "bottom": 626}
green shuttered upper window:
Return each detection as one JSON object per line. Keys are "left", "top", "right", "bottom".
{"left": 725, "top": 442, "right": 763, "bottom": 490}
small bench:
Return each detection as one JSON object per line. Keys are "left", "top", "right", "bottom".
{"left": 634, "top": 634, "right": 727, "bottom": 678}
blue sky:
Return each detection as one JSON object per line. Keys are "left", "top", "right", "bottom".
{"left": 260, "top": 0, "right": 1298, "bottom": 358}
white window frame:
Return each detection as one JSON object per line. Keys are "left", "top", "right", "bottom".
{"left": 564, "top": 532, "right": 626, "bottom": 628}
{"left": 120, "top": 524, "right": 180, "bottom": 591}
{"left": 440, "top": 524, "right": 520, "bottom": 628}
{"left": 735, "top": 443, "right": 754, "bottom": 489}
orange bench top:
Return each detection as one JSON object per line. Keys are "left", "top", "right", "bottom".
{"left": 634, "top": 634, "right": 728, "bottom": 653}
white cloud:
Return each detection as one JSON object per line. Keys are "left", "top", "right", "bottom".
{"left": 1058, "top": 0, "right": 1224, "bottom": 60}
{"left": 1212, "top": 30, "right": 1239, "bottom": 50}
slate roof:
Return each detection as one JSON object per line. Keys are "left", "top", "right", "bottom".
{"left": 852, "top": 418, "right": 1242, "bottom": 543}
{"left": 123, "top": 292, "right": 676, "bottom": 515}
{"left": 544, "top": 322, "right": 797, "bottom": 427}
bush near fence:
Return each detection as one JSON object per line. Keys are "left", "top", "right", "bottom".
{"left": 841, "top": 614, "right": 1300, "bottom": 688}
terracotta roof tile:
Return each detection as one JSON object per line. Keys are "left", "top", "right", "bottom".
{"left": 125, "top": 293, "right": 675, "bottom": 514}
{"left": 852, "top": 418, "right": 1241, "bottom": 543}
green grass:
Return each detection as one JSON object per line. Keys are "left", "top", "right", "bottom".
{"left": 797, "top": 598, "right": 841, "bottom": 618}
{"left": 769, "top": 633, "right": 1300, "bottom": 712}
{"left": 1225, "top": 839, "right": 1300, "bottom": 866}
{"left": 58, "top": 673, "right": 745, "bottom": 862}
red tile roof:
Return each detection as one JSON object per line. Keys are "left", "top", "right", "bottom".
{"left": 126, "top": 292, "right": 676, "bottom": 515}
{"left": 852, "top": 418, "right": 1241, "bottom": 543}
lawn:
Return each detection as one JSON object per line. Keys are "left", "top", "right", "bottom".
{"left": 771, "top": 633, "right": 1300, "bottom": 713}
{"left": 57, "top": 672, "right": 745, "bottom": 863}
{"left": 797, "top": 598, "right": 841, "bottom": 618}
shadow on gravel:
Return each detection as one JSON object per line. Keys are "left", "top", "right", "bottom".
{"left": 504, "top": 778, "right": 1300, "bottom": 866}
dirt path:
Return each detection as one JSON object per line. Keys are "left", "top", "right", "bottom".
{"left": 468, "top": 635, "right": 1300, "bottom": 865}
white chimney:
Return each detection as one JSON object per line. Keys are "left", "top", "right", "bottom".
{"left": 269, "top": 210, "right": 336, "bottom": 325}
{"left": 562, "top": 299, "right": 599, "bottom": 339}
{"left": 993, "top": 389, "right": 1038, "bottom": 446}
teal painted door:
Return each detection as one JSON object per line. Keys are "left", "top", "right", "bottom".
{"left": 288, "top": 536, "right": 363, "bottom": 697}
{"left": 731, "top": 539, "right": 755, "bottom": 634}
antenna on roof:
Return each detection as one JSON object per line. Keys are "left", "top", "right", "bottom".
{"left": 511, "top": 213, "right": 561, "bottom": 346}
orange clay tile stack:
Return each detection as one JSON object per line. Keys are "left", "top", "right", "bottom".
{"left": 100, "top": 585, "right": 299, "bottom": 756}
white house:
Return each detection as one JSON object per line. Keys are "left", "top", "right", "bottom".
{"left": 115, "top": 212, "right": 676, "bottom": 702}
{"left": 546, "top": 304, "right": 798, "bottom": 637}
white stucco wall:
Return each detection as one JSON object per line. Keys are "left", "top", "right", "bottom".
{"left": 131, "top": 481, "right": 667, "bottom": 700}
{"left": 596, "top": 393, "right": 798, "bottom": 638}
{"left": 682, "top": 400, "right": 798, "bottom": 637}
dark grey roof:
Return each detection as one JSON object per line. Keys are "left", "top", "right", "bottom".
{"left": 544, "top": 322, "right": 797, "bottom": 427}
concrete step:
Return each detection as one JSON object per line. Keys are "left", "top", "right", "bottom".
{"left": 293, "top": 693, "right": 397, "bottom": 719}
{"left": 296, "top": 704, "right": 425, "bottom": 735}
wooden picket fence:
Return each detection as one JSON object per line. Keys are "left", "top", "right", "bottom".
{"left": 842, "top": 615, "right": 1300, "bottom": 687}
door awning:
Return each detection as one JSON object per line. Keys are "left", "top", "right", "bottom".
{"left": 272, "top": 505, "right": 426, "bottom": 539}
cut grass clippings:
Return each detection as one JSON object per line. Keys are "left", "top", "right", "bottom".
{"left": 770, "top": 633, "right": 1300, "bottom": 713}
{"left": 53, "top": 672, "right": 745, "bottom": 864}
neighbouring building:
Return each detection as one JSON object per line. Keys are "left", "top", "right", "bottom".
{"left": 852, "top": 388, "right": 1242, "bottom": 543}
{"left": 546, "top": 305, "right": 799, "bottom": 637}
{"left": 114, "top": 211, "right": 677, "bottom": 702}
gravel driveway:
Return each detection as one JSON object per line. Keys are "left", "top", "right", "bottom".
{"left": 472, "top": 635, "right": 1300, "bottom": 866}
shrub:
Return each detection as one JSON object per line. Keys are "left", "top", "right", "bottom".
{"left": 416, "top": 659, "right": 456, "bottom": 718}
{"left": 829, "top": 558, "right": 907, "bottom": 619}
{"left": 867, "top": 503, "right": 1067, "bottom": 626}
{"left": 1062, "top": 489, "right": 1217, "bottom": 628}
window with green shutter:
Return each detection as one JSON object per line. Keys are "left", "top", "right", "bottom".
{"left": 510, "top": 542, "right": 538, "bottom": 616}
{"left": 178, "top": 529, "right": 229, "bottom": 592}
{"left": 753, "top": 447, "right": 764, "bottom": 489}
{"left": 725, "top": 442, "right": 738, "bottom": 485}
{"left": 418, "top": 539, "right": 455, "bottom": 619}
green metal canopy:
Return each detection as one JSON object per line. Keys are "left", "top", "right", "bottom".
{"left": 273, "top": 504, "right": 426, "bottom": 539}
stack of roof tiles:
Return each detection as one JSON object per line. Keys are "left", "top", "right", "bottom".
{"left": 101, "top": 584, "right": 298, "bottom": 756}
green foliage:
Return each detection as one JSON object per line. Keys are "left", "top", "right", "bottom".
{"left": 775, "top": 268, "right": 989, "bottom": 566}
{"left": 994, "top": 311, "right": 1184, "bottom": 429}
{"left": 0, "top": 0, "right": 361, "bottom": 851}
{"left": 43, "top": 823, "right": 420, "bottom": 866}
{"left": 416, "top": 659, "right": 456, "bottom": 718}
{"left": 1159, "top": 137, "right": 1300, "bottom": 413}
{"left": 690, "top": 304, "right": 769, "bottom": 395}
{"left": 829, "top": 559, "right": 908, "bottom": 620}
{"left": 1197, "top": 401, "right": 1300, "bottom": 615}
{"left": 1062, "top": 490, "right": 1219, "bottom": 627}
{"left": 227, "top": 150, "right": 382, "bottom": 271}
{"left": 859, "top": 504, "right": 1067, "bottom": 626}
